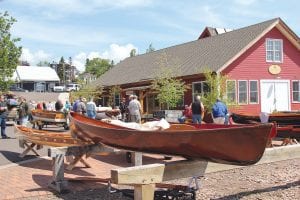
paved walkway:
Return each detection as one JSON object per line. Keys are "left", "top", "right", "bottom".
{"left": 0, "top": 152, "right": 168, "bottom": 200}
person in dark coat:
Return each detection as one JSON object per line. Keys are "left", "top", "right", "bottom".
{"left": 0, "top": 95, "right": 9, "bottom": 138}
{"left": 191, "top": 95, "right": 204, "bottom": 124}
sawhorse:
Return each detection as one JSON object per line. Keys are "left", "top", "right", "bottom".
{"left": 18, "top": 136, "right": 43, "bottom": 158}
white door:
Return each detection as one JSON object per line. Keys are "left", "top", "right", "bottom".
{"left": 260, "top": 80, "right": 290, "bottom": 113}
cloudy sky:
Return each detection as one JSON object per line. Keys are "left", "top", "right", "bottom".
{"left": 1, "top": 0, "right": 299, "bottom": 71}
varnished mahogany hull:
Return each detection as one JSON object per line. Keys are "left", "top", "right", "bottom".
{"left": 32, "top": 110, "right": 67, "bottom": 123}
{"left": 70, "top": 112, "right": 273, "bottom": 166}
{"left": 15, "top": 125, "right": 89, "bottom": 147}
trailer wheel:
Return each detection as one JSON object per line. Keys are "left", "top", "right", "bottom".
{"left": 38, "top": 124, "right": 43, "bottom": 130}
{"left": 64, "top": 124, "right": 69, "bottom": 130}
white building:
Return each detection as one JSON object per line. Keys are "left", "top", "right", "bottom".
{"left": 13, "top": 66, "right": 60, "bottom": 92}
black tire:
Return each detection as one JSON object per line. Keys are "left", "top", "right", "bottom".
{"left": 38, "top": 124, "right": 43, "bottom": 130}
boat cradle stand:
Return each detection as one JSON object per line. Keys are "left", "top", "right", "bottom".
{"left": 110, "top": 144, "right": 300, "bottom": 200}
{"left": 18, "top": 136, "right": 43, "bottom": 158}
{"left": 47, "top": 144, "right": 143, "bottom": 193}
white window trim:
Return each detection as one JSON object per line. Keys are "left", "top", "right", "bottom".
{"left": 249, "top": 80, "right": 259, "bottom": 104}
{"left": 265, "top": 38, "right": 283, "bottom": 63}
{"left": 226, "top": 80, "right": 237, "bottom": 103}
{"left": 238, "top": 80, "right": 248, "bottom": 105}
{"left": 292, "top": 80, "right": 300, "bottom": 103}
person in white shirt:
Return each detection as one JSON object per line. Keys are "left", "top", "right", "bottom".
{"left": 127, "top": 95, "right": 142, "bottom": 123}
{"left": 86, "top": 97, "right": 97, "bottom": 119}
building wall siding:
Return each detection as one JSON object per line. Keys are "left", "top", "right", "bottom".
{"left": 223, "top": 27, "right": 300, "bottom": 114}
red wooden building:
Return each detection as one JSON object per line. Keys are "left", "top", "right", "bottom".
{"left": 95, "top": 18, "right": 300, "bottom": 115}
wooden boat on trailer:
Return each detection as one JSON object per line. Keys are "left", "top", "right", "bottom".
{"left": 69, "top": 112, "right": 274, "bottom": 166}
{"left": 31, "top": 109, "right": 69, "bottom": 130}
{"left": 14, "top": 125, "right": 90, "bottom": 147}
{"left": 231, "top": 112, "right": 300, "bottom": 126}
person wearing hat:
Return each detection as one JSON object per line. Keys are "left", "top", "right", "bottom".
{"left": 127, "top": 94, "right": 142, "bottom": 123}
{"left": 75, "top": 97, "right": 87, "bottom": 115}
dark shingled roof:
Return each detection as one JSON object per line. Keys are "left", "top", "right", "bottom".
{"left": 96, "top": 18, "right": 280, "bottom": 87}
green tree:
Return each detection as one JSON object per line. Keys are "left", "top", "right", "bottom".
{"left": 146, "top": 43, "right": 155, "bottom": 53}
{"left": 85, "top": 58, "right": 112, "bottom": 77}
{"left": 130, "top": 49, "right": 136, "bottom": 57}
{"left": 37, "top": 61, "right": 50, "bottom": 66}
{"left": 200, "top": 69, "right": 234, "bottom": 113}
{"left": 70, "top": 83, "right": 103, "bottom": 103}
{"left": 0, "top": 11, "right": 22, "bottom": 90}
{"left": 151, "top": 53, "right": 188, "bottom": 109}
{"left": 56, "top": 57, "right": 65, "bottom": 84}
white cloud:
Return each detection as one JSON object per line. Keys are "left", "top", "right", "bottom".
{"left": 234, "top": 0, "right": 258, "bottom": 6}
{"left": 10, "top": 0, "right": 152, "bottom": 16}
{"left": 73, "top": 43, "right": 138, "bottom": 72}
{"left": 20, "top": 48, "right": 51, "bottom": 65}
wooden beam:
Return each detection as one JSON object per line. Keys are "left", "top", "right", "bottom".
{"left": 134, "top": 184, "right": 155, "bottom": 200}
{"left": 111, "top": 144, "right": 300, "bottom": 185}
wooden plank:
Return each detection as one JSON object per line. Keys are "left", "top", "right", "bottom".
{"left": 133, "top": 152, "right": 143, "bottom": 166}
{"left": 205, "top": 144, "right": 300, "bottom": 173}
{"left": 111, "top": 145, "right": 300, "bottom": 185}
{"left": 134, "top": 184, "right": 155, "bottom": 200}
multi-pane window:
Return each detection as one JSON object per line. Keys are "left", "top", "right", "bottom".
{"left": 114, "top": 93, "right": 120, "bottom": 107}
{"left": 238, "top": 81, "right": 247, "bottom": 104}
{"left": 266, "top": 39, "right": 283, "bottom": 62}
{"left": 249, "top": 80, "right": 258, "bottom": 103}
{"left": 292, "top": 81, "right": 300, "bottom": 102}
{"left": 226, "top": 80, "right": 236, "bottom": 103}
{"left": 192, "top": 81, "right": 209, "bottom": 101}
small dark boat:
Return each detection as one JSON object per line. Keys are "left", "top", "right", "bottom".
{"left": 69, "top": 112, "right": 273, "bottom": 166}
{"left": 277, "top": 125, "right": 300, "bottom": 139}
{"left": 15, "top": 125, "right": 90, "bottom": 147}
{"left": 231, "top": 112, "right": 300, "bottom": 126}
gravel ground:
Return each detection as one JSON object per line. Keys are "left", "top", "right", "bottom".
{"left": 15, "top": 158, "right": 299, "bottom": 200}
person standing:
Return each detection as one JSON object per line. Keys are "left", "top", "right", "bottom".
{"left": 55, "top": 99, "right": 64, "bottom": 112}
{"left": 191, "top": 95, "right": 204, "bottom": 124}
{"left": 212, "top": 99, "right": 228, "bottom": 124}
{"left": 0, "top": 95, "right": 9, "bottom": 139}
{"left": 75, "top": 97, "right": 87, "bottom": 115}
{"left": 127, "top": 95, "right": 142, "bottom": 123}
{"left": 18, "top": 97, "right": 29, "bottom": 126}
{"left": 86, "top": 97, "right": 97, "bottom": 119}
{"left": 126, "top": 95, "right": 142, "bottom": 163}
{"left": 119, "top": 97, "right": 127, "bottom": 122}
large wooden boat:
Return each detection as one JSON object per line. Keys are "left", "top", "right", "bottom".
{"left": 69, "top": 112, "right": 273, "bottom": 166}
{"left": 31, "top": 109, "right": 69, "bottom": 130}
{"left": 14, "top": 125, "right": 90, "bottom": 147}
{"left": 231, "top": 112, "right": 300, "bottom": 126}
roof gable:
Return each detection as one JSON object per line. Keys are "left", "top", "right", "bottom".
{"left": 96, "top": 18, "right": 298, "bottom": 87}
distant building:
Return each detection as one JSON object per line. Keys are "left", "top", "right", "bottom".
{"left": 13, "top": 66, "right": 60, "bottom": 92}
{"left": 79, "top": 72, "right": 97, "bottom": 84}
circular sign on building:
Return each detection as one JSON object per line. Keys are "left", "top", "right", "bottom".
{"left": 268, "top": 65, "right": 281, "bottom": 75}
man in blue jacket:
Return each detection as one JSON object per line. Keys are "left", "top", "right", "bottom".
{"left": 212, "top": 99, "right": 228, "bottom": 124}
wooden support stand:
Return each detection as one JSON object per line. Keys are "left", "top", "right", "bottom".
{"left": 18, "top": 136, "right": 42, "bottom": 158}
{"left": 47, "top": 144, "right": 140, "bottom": 192}
{"left": 111, "top": 145, "right": 300, "bottom": 200}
